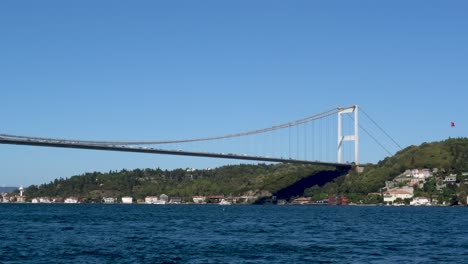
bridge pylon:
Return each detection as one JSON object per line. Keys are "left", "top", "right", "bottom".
{"left": 337, "top": 105, "right": 359, "bottom": 165}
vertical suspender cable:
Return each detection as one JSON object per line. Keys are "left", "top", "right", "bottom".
{"left": 312, "top": 120, "right": 315, "bottom": 160}
{"left": 319, "top": 119, "right": 322, "bottom": 161}
{"left": 304, "top": 121, "right": 307, "bottom": 160}
{"left": 289, "top": 124, "right": 291, "bottom": 159}
{"left": 297, "top": 124, "right": 300, "bottom": 159}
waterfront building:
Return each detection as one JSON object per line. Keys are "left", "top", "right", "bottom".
{"left": 292, "top": 197, "right": 312, "bottom": 205}
{"left": 410, "top": 197, "right": 431, "bottom": 206}
{"left": 121, "top": 196, "right": 133, "bottom": 204}
{"left": 219, "top": 199, "right": 232, "bottom": 205}
{"left": 102, "top": 197, "right": 116, "bottom": 204}
{"left": 328, "top": 195, "right": 350, "bottom": 205}
{"left": 64, "top": 197, "right": 78, "bottom": 203}
{"left": 206, "top": 195, "right": 224, "bottom": 204}
{"left": 192, "top": 196, "right": 206, "bottom": 204}
{"left": 145, "top": 196, "right": 159, "bottom": 204}
{"left": 169, "top": 197, "right": 182, "bottom": 204}
{"left": 159, "top": 194, "right": 169, "bottom": 203}
{"left": 16, "top": 186, "right": 26, "bottom": 203}
{"left": 39, "top": 197, "right": 52, "bottom": 203}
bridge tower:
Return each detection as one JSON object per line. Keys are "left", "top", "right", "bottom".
{"left": 337, "top": 105, "right": 359, "bottom": 165}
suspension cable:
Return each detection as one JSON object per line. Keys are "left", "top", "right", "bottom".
{"left": 0, "top": 107, "right": 341, "bottom": 146}
{"left": 360, "top": 107, "right": 402, "bottom": 150}
{"left": 345, "top": 114, "right": 393, "bottom": 156}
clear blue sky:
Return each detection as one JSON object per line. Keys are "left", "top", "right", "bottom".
{"left": 1, "top": 1, "right": 467, "bottom": 186}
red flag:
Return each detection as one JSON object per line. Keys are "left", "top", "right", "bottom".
{"left": 451, "top": 122, "right": 455, "bottom": 127}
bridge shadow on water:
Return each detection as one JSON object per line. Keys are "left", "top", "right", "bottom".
{"left": 254, "top": 169, "right": 350, "bottom": 204}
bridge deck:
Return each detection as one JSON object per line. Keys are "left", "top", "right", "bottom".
{"left": 0, "top": 137, "right": 352, "bottom": 169}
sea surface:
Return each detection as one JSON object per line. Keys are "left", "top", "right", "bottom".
{"left": 0, "top": 204, "right": 467, "bottom": 263}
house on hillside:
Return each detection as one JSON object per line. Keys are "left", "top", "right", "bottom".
{"left": 409, "top": 178, "right": 425, "bottom": 188}
{"left": 383, "top": 189, "right": 413, "bottom": 204}
{"left": 443, "top": 174, "right": 457, "bottom": 184}
{"left": 404, "top": 169, "right": 432, "bottom": 179}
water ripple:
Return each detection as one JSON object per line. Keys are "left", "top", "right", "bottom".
{"left": 0, "top": 205, "right": 467, "bottom": 263}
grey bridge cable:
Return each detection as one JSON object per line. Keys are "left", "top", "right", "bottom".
{"left": 0, "top": 107, "right": 342, "bottom": 146}
{"left": 360, "top": 107, "right": 403, "bottom": 150}
{"left": 344, "top": 110, "right": 398, "bottom": 156}
{"left": 359, "top": 125, "right": 393, "bottom": 156}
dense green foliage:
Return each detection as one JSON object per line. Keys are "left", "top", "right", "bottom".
{"left": 25, "top": 163, "right": 334, "bottom": 202}
{"left": 23, "top": 138, "right": 468, "bottom": 204}
{"left": 305, "top": 138, "right": 468, "bottom": 203}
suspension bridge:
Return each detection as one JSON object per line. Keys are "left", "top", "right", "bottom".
{"left": 0, "top": 105, "right": 400, "bottom": 169}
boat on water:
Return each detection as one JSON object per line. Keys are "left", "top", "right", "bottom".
{"left": 219, "top": 199, "right": 231, "bottom": 205}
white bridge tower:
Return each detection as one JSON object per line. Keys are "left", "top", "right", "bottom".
{"left": 337, "top": 105, "right": 359, "bottom": 165}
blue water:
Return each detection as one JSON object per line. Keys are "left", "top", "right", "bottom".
{"left": 1, "top": 205, "right": 467, "bottom": 263}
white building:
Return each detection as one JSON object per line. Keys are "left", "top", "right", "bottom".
{"left": 145, "top": 196, "right": 159, "bottom": 204}
{"left": 444, "top": 174, "right": 457, "bottom": 183}
{"left": 410, "top": 197, "right": 431, "bottom": 206}
{"left": 102, "top": 197, "right": 115, "bottom": 204}
{"left": 39, "top": 197, "right": 51, "bottom": 203}
{"left": 121, "top": 196, "right": 133, "bottom": 204}
{"left": 383, "top": 189, "right": 413, "bottom": 204}
{"left": 406, "top": 169, "right": 432, "bottom": 179}
{"left": 159, "top": 194, "right": 169, "bottom": 203}
{"left": 169, "top": 197, "right": 182, "bottom": 204}
{"left": 64, "top": 197, "right": 78, "bottom": 203}
{"left": 192, "top": 196, "right": 206, "bottom": 204}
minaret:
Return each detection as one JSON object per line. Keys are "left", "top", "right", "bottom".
{"left": 17, "top": 186, "right": 26, "bottom": 203}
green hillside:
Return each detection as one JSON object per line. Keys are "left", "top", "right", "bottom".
{"left": 305, "top": 137, "right": 468, "bottom": 203}
{"left": 24, "top": 163, "right": 336, "bottom": 202}
{"left": 23, "top": 138, "right": 468, "bottom": 204}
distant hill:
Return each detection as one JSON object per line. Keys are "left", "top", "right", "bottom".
{"left": 0, "top": 187, "right": 18, "bottom": 193}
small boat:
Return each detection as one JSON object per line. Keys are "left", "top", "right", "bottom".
{"left": 219, "top": 199, "right": 231, "bottom": 205}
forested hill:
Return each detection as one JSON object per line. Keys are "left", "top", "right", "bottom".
{"left": 23, "top": 138, "right": 468, "bottom": 203}
{"left": 24, "top": 163, "right": 339, "bottom": 202}
{"left": 0, "top": 187, "right": 18, "bottom": 193}
{"left": 304, "top": 138, "right": 468, "bottom": 202}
